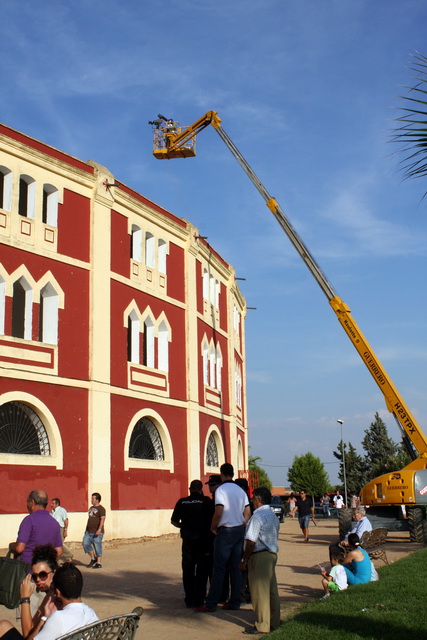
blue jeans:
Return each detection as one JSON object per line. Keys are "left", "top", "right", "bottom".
{"left": 82, "top": 531, "right": 104, "bottom": 558}
{"left": 206, "top": 525, "right": 245, "bottom": 608}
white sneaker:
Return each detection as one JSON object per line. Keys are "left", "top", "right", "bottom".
{"left": 319, "top": 594, "right": 330, "bottom": 601}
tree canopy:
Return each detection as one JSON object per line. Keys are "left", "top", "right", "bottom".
{"left": 333, "top": 412, "right": 412, "bottom": 491}
{"left": 287, "top": 452, "right": 329, "bottom": 498}
{"left": 362, "top": 412, "right": 411, "bottom": 481}
{"left": 333, "top": 441, "right": 367, "bottom": 494}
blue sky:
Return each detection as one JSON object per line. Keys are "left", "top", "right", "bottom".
{"left": 2, "top": 1, "right": 426, "bottom": 486}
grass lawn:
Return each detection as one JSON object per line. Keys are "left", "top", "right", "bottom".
{"left": 271, "top": 546, "right": 427, "bottom": 640}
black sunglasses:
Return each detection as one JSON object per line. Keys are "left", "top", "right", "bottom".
{"left": 31, "top": 570, "right": 52, "bottom": 582}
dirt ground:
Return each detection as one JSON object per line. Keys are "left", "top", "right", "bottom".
{"left": 0, "top": 517, "right": 421, "bottom": 640}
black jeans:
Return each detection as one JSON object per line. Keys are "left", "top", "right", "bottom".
{"left": 181, "top": 531, "right": 211, "bottom": 607}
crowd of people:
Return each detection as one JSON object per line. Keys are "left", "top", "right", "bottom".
{"left": 1, "top": 480, "right": 380, "bottom": 637}
{"left": 0, "top": 488, "right": 106, "bottom": 640}
{"left": 170, "top": 468, "right": 379, "bottom": 633}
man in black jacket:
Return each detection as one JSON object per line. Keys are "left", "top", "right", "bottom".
{"left": 171, "top": 480, "right": 214, "bottom": 608}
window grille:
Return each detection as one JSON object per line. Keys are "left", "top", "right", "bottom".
{"left": 0, "top": 402, "right": 50, "bottom": 455}
{"left": 206, "top": 433, "right": 219, "bottom": 467}
{"left": 128, "top": 417, "right": 164, "bottom": 460}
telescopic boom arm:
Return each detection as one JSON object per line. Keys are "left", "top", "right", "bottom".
{"left": 151, "top": 111, "right": 427, "bottom": 458}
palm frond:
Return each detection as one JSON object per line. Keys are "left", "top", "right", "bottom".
{"left": 392, "top": 52, "right": 427, "bottom": 196}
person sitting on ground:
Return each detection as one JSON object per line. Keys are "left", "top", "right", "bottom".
{"left": 0, "top": 544, "right": 58, "bottom": 639}
{"left": 341, "top": 533, "right": 371, "bottom": 585}
{"left": 0, "top": 563, "right": 97, "bottom": 640}
{"left": 320, "top": 551, "right": 348, "bottom": 600}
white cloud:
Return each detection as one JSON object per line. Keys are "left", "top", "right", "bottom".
{"left": 319, "top": 182, "right": 427, "bottom": 258}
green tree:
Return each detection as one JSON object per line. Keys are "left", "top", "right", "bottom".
{"left": 333, "top": 441, "right": 367, "bottom": 494}
{"left": 248, "top": 455, "right": 272, "bottom": 490}
{"left": 362, "top": 412, "right": 409, "bottom": 481}
{"left": 392, "top": 52, "right": 427, "bottom": 197}
{"left": 287, "top": 452, "right": 329, "bottom": 499}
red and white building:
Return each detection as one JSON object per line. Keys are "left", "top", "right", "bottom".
{"left": 0, "top": 123, "right": 248, "bottom": 543}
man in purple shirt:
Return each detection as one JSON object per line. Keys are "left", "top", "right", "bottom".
{"left": 9, "top": 490, "right": 63, "bottom": 564}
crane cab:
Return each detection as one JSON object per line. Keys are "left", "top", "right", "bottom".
{"left": 152, "top": 121, "right": 197, "bottom": 159}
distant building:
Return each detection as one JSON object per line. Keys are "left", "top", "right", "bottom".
{"left": 0, "top": 123, "right": 248, "bottom": 543}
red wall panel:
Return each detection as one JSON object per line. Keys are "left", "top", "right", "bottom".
{"left": 110, "top": 396, "right": 188, "bottom": 510}
{"left": 166, "top": 242, "right": 185, "bottom": 303}
{"left": 219, "top": 281, "right": 228, "bottom": 333}
{"left": 110, "top": 280, "right": 187, "bottom": 400}
{"left": 57, "top": 190, "right": 90, "bottom": 263}
{"left": 0, "top": 246, "right": 89, "bottom": 380}
{"left": 0, "top": 379, "right": 89, "bottom": 514}
{"left": 197, "top": 319, "right": 230, "bottom": 414}
{"left": 198, "top": 411, "right": 231, "bottom": 480}
{"left": 110, "top": 210, "right": 130, "bottom": 278}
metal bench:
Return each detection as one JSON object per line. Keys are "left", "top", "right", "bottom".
{"left": 57, "top": 606, "right": 143, "bottom": 640}
{"left": 360, "top": 527, "right": 389, "bottom": 564}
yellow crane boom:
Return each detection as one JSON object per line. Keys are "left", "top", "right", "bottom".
{"left": 151, "top": 110, "right": 427, "bottom": 462}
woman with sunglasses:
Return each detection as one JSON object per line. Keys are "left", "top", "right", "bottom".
{"left": 0, "top": 544, "right": 58, "bottom": 640}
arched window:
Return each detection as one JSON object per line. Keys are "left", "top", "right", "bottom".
{"left": 143, "top": 316, "right": 155, "bottom": 367}
{"left": 237, "top": 437, "right": 244, "bottom": 471}
{"left": 0, "top": 167, "right": 12, "bottom": 211}
{"left": 19, "top": 175, "right": 36, "bottom": 219}
{"left": 145, "top": 232, "right": 155, "bottom": 268}
{"left": 127, "top": 310, "right": 140, "bottom": 363}
{"left": 158, "top": 239, "right": 167, "bottom": 274}
{"left": 131, "top": 225, "right": 142, "bottom": 262}
{"left": 42, "top": 184, "right": 58, "bottom": 226}
{"left": 12, "top": 277, "right": 33, "bottom": 340}
{"left": 124, "top": 410, "right": 174, "bottom": 472}
{"left": 206, "top": 432, "right": 219, "bottom": 467}
{"left": 158, "top": 320, "right": 169, "bottom": 371}
{"left": 128, "top": 417, "right": 164, "bottom": 460}
{"left": 0, "top": 402, "right": 50, "bottom": 455}
{"left": 39, "top": 283, "right": 59, "bottom": 344}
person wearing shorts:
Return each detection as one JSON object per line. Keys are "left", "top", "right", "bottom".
{"left": 294, "top": 491, "right": 315, "bottom": 542}
{"left": 82, "top": 493, "right": 106, "bottom": 569}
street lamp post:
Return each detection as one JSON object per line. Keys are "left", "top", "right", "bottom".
{"left": 337, "top": 419, "right": 348, "bottom": 507}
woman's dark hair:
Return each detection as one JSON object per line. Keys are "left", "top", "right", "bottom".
{"left": 31, "top": 544, "right": 59, "bottom": 572}
{"left": 348, "top": 533, "right": 360, "bottom": 548}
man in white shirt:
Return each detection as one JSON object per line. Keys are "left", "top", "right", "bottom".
{"left": 333, "top": 491, "right": 344, "bottom": 509}
{"left": 329, "top": 506, "right": 373, "bottom": 562}
{"left": 196, "top": 463, "right": 251, "bottom": 612}
{"left": 51, "top": 498, "right": 74, "bottom": 563}
{"left": 0, "top": 564, "right": 97, "bottom": 640}
{"left": 35, "top": 563, "right": 97, "bottom": 640}
{"left": 240, "top": 487, "right": 281, "bottom": 634}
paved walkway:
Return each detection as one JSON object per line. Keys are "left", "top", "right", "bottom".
{"left": 0, "top": 518, "right": 420, "bottom": 640}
